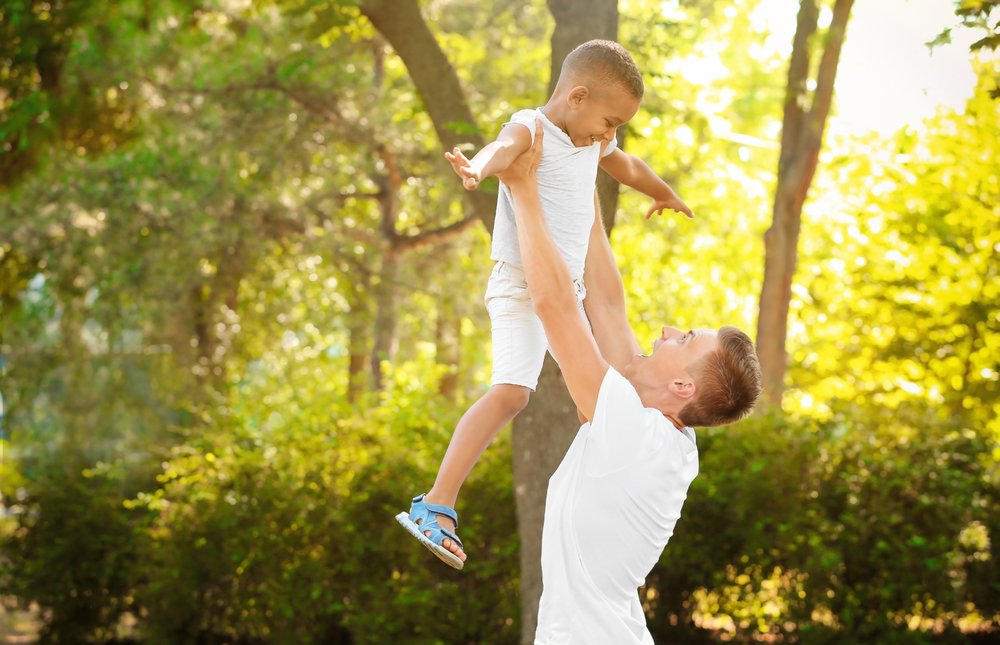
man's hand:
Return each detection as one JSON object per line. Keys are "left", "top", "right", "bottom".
{"left": 495, "top": 119, "right": 543, "bottom": 188}
{"left": 444, "top": 147, "right": 482, "bottom": 190}
{"left": 646, "top": 193, "right": 694, "bottom": 220}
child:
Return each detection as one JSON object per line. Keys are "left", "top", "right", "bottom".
{"left": 395, "top": 40, "right": 692, "bottom": 569}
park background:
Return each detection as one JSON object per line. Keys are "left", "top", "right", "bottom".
{"left": 0, "top": 0, "right": 997, "bottom": 643}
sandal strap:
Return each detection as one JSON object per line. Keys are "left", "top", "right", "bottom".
{"left": 438, "top": 526, "right": 464, "bottom": 549}
{"left": 408, "top": 494, "right": 464, "bottom": 549}
{"left": 410, "top": 493, "right": 459, "bottom": 528}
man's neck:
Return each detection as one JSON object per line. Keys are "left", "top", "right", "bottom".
{"left": 664, "top": 412, "right": 686, "bottom": 430}
{"left": 624, "top": 356, "right": 687, "bottom": 430}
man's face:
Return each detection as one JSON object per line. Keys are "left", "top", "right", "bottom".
{"left": 566, "top": 85, "right": 640, "bottom": 147}
{"left": 650, "top": 327, "right": 720, "bottom": 376}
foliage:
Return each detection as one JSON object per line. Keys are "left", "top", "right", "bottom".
{"left": 130, "top": 354, "right": 519, "bottom": 644}
{"left": 1, "top": 465, "right": 148, "bottom": 644}
{"left": 652, "top": 410, "right": 997, "bottom": 643}
{"left": 788, "top": 67, "right": 1000, "bottom": 441}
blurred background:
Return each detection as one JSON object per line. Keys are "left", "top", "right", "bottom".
{"left": 1, "top": 0, "right": 997, "bottom": 643}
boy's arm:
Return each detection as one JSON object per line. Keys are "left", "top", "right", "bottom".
{"left": 499, "top": 121, "right": 608, "bottom": 420}
{"left": 599, "top": 148, "right": 694, "bottom": 219}
{"left": 583, "top": 193, "right": 643, "bottom": 372}
{"left": 444, "top": 124, "right": 532, "bottom": 190}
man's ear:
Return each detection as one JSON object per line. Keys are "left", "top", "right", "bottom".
{"left": 669, "top": 377, "right": 696, "bottom": 400}
{"left": 566, "top": 85, "right": 589, "bottom": 107}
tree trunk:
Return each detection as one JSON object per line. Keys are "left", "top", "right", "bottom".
{"left": 347, "top": 296, "right": 371, "bottom": 404}
{"left": 371, "top": 247, "right": 399, "bottom": 391}
{"left": 514, "top": 3, "right": 620, "bottom": 642}
{"left": 435, "top": 287, "right": 461, "bottom": 399}
{"left": 545, "top": 0, "right": 620, "bottom": 96}
{"left": 360, "top": 0, "right": 498, "bottom": 230}
{"left": 756, "top": 0, "right": 853, "bottom": 408}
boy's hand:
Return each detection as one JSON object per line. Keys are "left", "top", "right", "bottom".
{"left": 646, "top": 194, "right": 694, "bottom": 220}
{"left": 495, "top": 120, "right": 543, "bottom": 188}
{"left": 444, "top": 147, "right": 482, "bottom": 190}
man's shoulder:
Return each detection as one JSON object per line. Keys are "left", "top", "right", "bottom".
{"left": 599, "top": 370, "right": 686, "bottom": 435}
{"left": 599, "top": 367, "right": 639, "bottom": 401}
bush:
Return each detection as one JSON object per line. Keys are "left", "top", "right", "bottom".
{"left": 649, "top": 408, "right": 998, "bottom": 643}
{"left": 4, "top": 368, "right": 995, "bottom": 643}
{"left": 131, "top": 363, "right": 520, "bottom": 644}
{"left": 1, "top": 463, "right": 148, "bottom": 644}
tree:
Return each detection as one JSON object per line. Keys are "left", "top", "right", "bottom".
{"left": 945, "top": 0, "right": 1000, "bottom": 98}
{"left": 756, "top": 0, "right": 854, "bottom": 407}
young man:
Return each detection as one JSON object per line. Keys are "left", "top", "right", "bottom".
{"left": 498, "top": 120, "right": 762, "bottom": 645}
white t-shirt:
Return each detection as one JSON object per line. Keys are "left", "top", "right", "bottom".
{"left": 535, "top": 367, "right": 699, "bottom": 645}
{"left": 491, "top": 108, "right": 618, "bottom": 280}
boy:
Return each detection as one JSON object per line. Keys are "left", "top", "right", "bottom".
{"left": 396, "top": 40, "right": 692, "bottom": 569}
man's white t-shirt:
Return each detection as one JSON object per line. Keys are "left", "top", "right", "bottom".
{"left": 535, "top": 367, "right": 699, "bottom": 645}
{"left": 491, "top": 108, "right": 618, "bottom": 280}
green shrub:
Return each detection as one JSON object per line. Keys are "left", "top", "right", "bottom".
{"left": 131, "top": 361, "right": 520, "bottom": 644}
{"left": 649, "top": 409, "right": 998, "bottom": 643}
{"left": 1, "top": 464, "right": 148, "bottom": 644}
{"left": 5, "top": 370, "right": 995, "bottom": 644}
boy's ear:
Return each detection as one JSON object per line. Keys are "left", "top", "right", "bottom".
{"left": 567, "top": 85, "right": 589, "bottom": 107}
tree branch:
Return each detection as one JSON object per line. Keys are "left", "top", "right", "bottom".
{"left": 804, "top": 0, "right": 855, "bottom": 148}
{"left": 394, "top": 214, "right": 479, "bottom": 252}
{"left": 778, "top": 0, "right": 818, "bottom": 181}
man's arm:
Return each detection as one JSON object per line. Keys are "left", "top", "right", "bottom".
{"left": 498, "top": 121, "right": 608, "bottom": 421}
{"left": 599, "top": 148, "right": 694, "bottom": 219}
{"left": 444, "top": 124, "right": 532, "bottom": 190}
{"left": 583, "top": 193, "right": 642, "bottom": 372}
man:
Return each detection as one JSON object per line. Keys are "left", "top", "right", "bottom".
{"left": 498, "top": 120, "right": 762, "bottom": 645}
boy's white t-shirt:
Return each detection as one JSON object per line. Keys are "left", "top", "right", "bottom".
{"left": 535, "top": 367, "right": 699, "bottom": 645}
{"left": 491, "top": 108, "right": 618, "bottom": 280}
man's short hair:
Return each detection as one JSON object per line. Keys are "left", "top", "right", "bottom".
{"left": 561, "top": 39, "right": 644, "bottom": 100}
{"left": 679, "top": 326, "right": 762, "bottom": 427}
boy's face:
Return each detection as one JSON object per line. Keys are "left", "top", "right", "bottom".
{"left": 564, "top": 84, "right": 640, "bottom": 147}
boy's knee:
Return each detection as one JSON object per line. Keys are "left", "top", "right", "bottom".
{"left": 492, "top": 383, "right": 532, "bottom": 415}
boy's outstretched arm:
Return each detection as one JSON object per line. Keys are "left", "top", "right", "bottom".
{"left": 599, "top": 148, "right": 694, "bottom": 219}
{"left": 444, "top": 123, "right": 532, "bottom": 191}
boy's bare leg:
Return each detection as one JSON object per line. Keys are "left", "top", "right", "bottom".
{"left": 419, "top": 383, "right": 530, "bottom": 556}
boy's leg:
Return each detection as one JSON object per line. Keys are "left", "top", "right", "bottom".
{"left": 424, "top": 383, "right": 530, "bottom": 511}
{"left": 421, "top": 263, "right": 546, "bottom": 535}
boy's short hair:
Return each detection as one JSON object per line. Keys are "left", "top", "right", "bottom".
{"left": 679, "top": 326, "right": 762, "bottom": 427}
{"left": 561, "top": 39, "right": 644, "bottom": 100}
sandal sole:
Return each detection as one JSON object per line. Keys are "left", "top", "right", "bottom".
{"left": 395, "top": 512, "right": 465, "bottom": 570}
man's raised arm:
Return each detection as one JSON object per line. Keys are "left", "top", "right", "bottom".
{"left": 583, "top": 194, "right": 642, "bottom": 372}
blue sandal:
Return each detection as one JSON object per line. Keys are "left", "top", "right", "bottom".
{"left": 395, "top": 493, "right": 465, "bottom": 570}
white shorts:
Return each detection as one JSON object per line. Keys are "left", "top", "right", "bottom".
{"left": 485, "top": 261, "right": 589, "bottom": 391}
